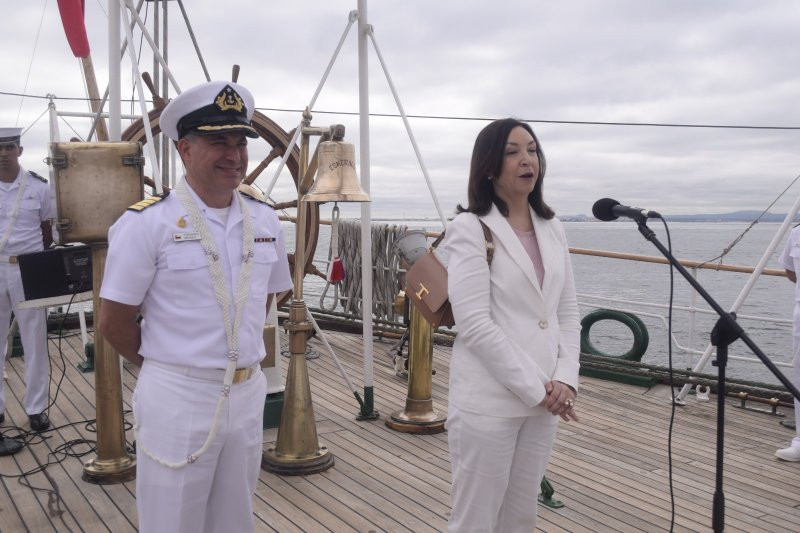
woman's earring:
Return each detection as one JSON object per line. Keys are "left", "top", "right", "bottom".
{"left": 487, "top": 175, "right": 493, "bottom": 181}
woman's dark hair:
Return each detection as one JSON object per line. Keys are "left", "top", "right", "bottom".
{"left": 456, "top": 118, "right": 554, "bottom": 219}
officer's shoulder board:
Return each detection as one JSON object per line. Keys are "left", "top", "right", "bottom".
{"left": 238, "top": 188, "right": 269, "bottom": 206}
{"left": 28, "top": 171, "right": 47, "bottom": 183}
{"left": 127, "top": 190, "right": 170, "bottom": 212}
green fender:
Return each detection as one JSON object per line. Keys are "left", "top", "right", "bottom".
{"left": 580, "top": 309, "right": 649, "bottom": 362}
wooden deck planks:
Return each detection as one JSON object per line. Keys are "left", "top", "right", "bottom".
{"left": 1, "top": 327, "right": 798, "bottom": 532}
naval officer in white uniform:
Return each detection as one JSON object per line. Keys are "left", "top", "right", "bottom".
{"left": 98, "top": 81, "right": 293, "bottom": 533}
{"left": 777, "top": 227, "right": 800, "bottom": 462}
{"left": 0, "top": 127, "right": 53, "bottom": 433}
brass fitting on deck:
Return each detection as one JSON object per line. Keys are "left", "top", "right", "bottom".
{"left": 385, "top": 302, "right": 446, "bottom": 434}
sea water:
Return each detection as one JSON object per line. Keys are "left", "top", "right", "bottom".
{"left": 289, "top": 219, "right": 796, "bottom": 387}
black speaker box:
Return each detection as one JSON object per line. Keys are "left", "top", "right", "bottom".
{"left": 17, "top": 245, "right": 93, "bottom": 301}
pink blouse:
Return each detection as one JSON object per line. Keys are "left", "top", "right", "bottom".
{"left": 512, "top": 227, "right": 545, "bottom": 288}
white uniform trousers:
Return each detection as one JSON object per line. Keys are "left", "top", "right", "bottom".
{"left": 791, "top": 357, "right": 800, "bottom": 448}
{"left": 0, "top": 262, "right": 49, "bottom": 415}
{"left": 447, "top": 406, "right": 559, "bottom": 533}
{"left": 791, "top": 318, "right": 800, "bottom": 448}
{"left": 134, "top": 360, "right": 267, "bottom": 533}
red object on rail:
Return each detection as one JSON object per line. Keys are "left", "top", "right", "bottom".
{"left": 326, "top": 257, "right": 345, "bottom": 283}
{"left": 57, "top": 0, "right": 90, "bottom": 58}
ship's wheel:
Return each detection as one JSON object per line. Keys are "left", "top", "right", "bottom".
{"left": 120, "top": 107, "right": 319, "bottom": 307}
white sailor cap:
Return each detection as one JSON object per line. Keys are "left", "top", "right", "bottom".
{"left": 159, "top": 81, "right": 259, "bottom": 141}
{"left": 0, "top": 127, "right": 23, "bottom": 146}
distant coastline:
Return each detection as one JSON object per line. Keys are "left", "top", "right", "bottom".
{"left": 372, "top": 211, "right": 800, "bottom": 223}
{"left": 559, "top": 210, "right": 800, "bottom": 223}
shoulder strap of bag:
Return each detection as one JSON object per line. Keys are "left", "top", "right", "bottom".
{"left": 430, "top": 219, "right": 494, "bottom": 265}
{"left": 479, "top": 220, "right": 494, "bottom": 266}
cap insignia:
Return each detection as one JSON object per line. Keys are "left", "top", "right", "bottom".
{"left": 215, "top": 85, "right": 244, "bottom": 113}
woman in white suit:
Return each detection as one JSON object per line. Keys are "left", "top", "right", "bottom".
{"left": 445, "top": 118, "right": 580, "bottom": 532}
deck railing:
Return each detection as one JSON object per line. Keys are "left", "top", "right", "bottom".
{"left": 279, "top": 216, "right": 794, "bottom": 388}
{"left": 570, "top": 247, "right": 793, "bottom": 371}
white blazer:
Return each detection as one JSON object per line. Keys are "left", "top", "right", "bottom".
{"left": 444, "top": 205, "right": 580, "bottom": 417}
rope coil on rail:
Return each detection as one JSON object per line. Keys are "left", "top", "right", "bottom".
{"left": 336, "top": 220, "right": 408, "bottom": 323}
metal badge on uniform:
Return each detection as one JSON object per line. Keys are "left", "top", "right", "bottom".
{"left": 255, "top": 237, "right": 276, "bottom": 243}
{"left": 177, "top": 216, "right": 188, "bottom": 228}
{"left": 173, "top": 232, "right": 201, "bottom": 242}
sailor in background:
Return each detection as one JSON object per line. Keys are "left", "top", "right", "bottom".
{"left": 0, "top": 127, "right": 53, "bottom": 432}
{"left": 777, "top": 227, "right": 800, "bottom": 462}
{"left": 98, "top": 81, "right": 293, "bottom": 532}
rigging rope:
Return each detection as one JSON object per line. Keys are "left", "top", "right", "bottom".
{"left": 698, "top": 172, "right": 800, "bottom": 268}
{"left": 16, "top": 0, "right": 50, "bottom": 126}
{"left": 21, "top": 106, "right": 50, "bottom": 137}
{"left": 58, "top": 115, "right": 85, "bottom": 142}
{"left": 4, "top": 90, "right": 800, "bottom": 131}
{"left": 126, "top": 1, "right": 149, "bottom": 124}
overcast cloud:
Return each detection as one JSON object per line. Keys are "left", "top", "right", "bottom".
{"left": 2, "top": 0, "right": 799, "bottom": 222}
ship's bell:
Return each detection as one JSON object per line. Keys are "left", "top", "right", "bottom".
{"left": 302, "top": 141, "right": 370, "bottom": 203}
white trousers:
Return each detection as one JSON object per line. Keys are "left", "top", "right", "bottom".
{"left": 0, "top": 262, "right": 49, "bottom": 415}
{"left": 447, "top": 406, "right": 559, "bottom": 533}
{"left": 792, "top": 357, "right": 800, "bottom": 448}
{"left": 791, "top": 319, "right": 800, "bottom": 447}
{"left": 134, "top": 360, "right": 267, "bottom": 533}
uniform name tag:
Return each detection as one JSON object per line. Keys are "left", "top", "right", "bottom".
{"left": 255, "top": 237, "right": 276, "bottom": 243}
{"left": 173, "top": 232, "right": 201, "bottom": 242}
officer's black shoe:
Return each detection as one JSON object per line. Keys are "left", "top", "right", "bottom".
{"left": 0, "top": 434, "right": 23, "bottom": 456}
{"left": 0, "top": 412, "right": 5, "bottom": 424}
{"left": 29, "top": 413, "right": 50, "bottom": 432}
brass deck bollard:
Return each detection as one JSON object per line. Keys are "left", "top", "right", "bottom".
{"left": 83, "top": 245, "right": 135, "bottom": 484}
{"left": 385, "top": 302, "right": 446, "bottom": 434}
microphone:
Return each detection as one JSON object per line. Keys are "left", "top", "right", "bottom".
{"left": 592, "top": 198, "right": 661, "bottom": 222}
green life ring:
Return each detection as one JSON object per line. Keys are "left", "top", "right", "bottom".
{"left": 580, "top": 309, "right": 649, "bottom": 362}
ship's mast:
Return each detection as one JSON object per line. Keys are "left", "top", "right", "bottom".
{"left": 108, "top": 0, "right": 121, "bottom": 141}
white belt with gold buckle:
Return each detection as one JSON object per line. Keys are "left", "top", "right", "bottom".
{"left": 146, "top": 360, "right": 258, "bottom": 384}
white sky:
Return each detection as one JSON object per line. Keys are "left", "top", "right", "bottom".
{"left": 2, "top": 0, "right": 799, "bottom": 221}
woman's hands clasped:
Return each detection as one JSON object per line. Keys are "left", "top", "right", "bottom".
{"left": 542, "top": 380, "right": 579, "bottom": 422}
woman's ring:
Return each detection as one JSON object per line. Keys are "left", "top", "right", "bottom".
{"left": 565, "top": 399, "right": 574, "bottom": 408}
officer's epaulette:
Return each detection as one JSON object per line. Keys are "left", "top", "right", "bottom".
{"left": 28, "top": 171, "right": 47, "bottom": 183}
{"left": 127, "top": 190, "right": 170, "bottom": 212}
{"left": 238, "top": 187, "right": 269, "bottom": 205}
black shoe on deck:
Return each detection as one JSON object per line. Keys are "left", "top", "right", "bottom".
{"left": 0, "top": 434, "right": 23, "bottom": 456}
{"left": 29, "top": 413, "right": 50, "bottom": 432}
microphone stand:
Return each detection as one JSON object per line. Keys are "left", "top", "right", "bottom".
{"left": 633, "top": 217, "right": 800, "bottom": 533}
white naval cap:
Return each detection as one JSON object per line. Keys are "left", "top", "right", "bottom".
{"left": 0, "top": 127, "right": 23, "bottom": 145}
{"left": 159, "top": 81, "right": 259, "bottom": 141}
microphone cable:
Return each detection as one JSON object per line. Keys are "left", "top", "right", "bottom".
{"left": 661, "top": 217, "right": 678, "bottom": 533}
{"left": 46, "top": 284, "right": 82, "bottom": 415}
{"left": 0, "top": 278, "right": 83, "bottom": 452}
{"left": 0, "top": 278, "right": 134, "bottom": 520}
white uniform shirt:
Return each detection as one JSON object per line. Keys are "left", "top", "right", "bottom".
{"left": 100, "top": 181, "right": 293, "bottom": 368}
{"left": 780, "top": 226, "right": 800, "bottom": 304}
{"left": 0, "top": 167, "right": 53, "bottom": 255}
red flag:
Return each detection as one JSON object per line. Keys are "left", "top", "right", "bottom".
{"left": 56, "top": 0, "right": 90, "bottom": 58}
